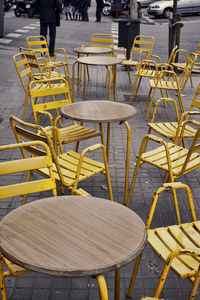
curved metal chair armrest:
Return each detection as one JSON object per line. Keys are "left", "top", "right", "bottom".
{"left": 158, "top": 63, "right": 174, "bottom": 71}
{"left": 149, "top": 54, "right": 162, "bottom": 64}
{"left": 146, "top": 182, "right": 196, "bottom": 229}
{"left": 37, "top": 110, "right": 54, "bottom": 126}
{"left": 171, "top": 48, "right": 189, "bottom": 64}
{"left": 54, "top": 48, "right": 68, "bottom": 61}
{"left": 115, "top": 47, "right": 127, "bottom": 59}
{"left": 149, "top": 98, "right": 180, "bottom": 123}
{"left": 177, "top": 118, "right": 200, "bottom": 145}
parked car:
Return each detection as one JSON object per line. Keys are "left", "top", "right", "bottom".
{"left": 137, "top": 0, "right": 159, "bottom": 8}
{"left": 147, "top": 0, "right": 200, "bottom": 18}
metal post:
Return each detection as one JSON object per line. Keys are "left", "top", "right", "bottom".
{"left": 0, "top": 0, "right": 4, "bottom": 38}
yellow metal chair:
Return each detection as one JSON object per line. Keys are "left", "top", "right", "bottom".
{"left": 13, "top": 52, "right": 49, "bottom": 120}
{"left": 19, "top": 47, "right": 69, "bottom": 83}
{"left": 0, "top": 141, "right": 57, "bottom": 300}
{"left": 145, "top": 53, "right": 197, "bottom": 120}
{"left": 29, "top": 76, "right": 102, "bottom": 150}
{"left": 13, "top": 52, "right": 101, "bottom": 149}
{"left": 126, "top": 119, "right": 200, "bottom": 208}
{"left": 121, "top": 35, "right": 155, "bottom": 83}
{"left": 147, "top": 83, "right": 200, "bottom": 145}
{"left": 171, "top": 44, "right": 200, "bottom": 88}
{"left": 26, "top": 35, "right": 71, "bottom": 90}
{"left": 128, "top": 183, "right": 200, "bottom": 300}
{"left": 10, "top": 116, "right": 113, "bottom": 200}
{"left": 129, "top": 55, "right": 174, "bottom": 104}
{"left": 90, "top": 33, "right": 114, "bottom": 49}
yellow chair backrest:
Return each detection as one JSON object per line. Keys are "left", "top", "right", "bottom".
{"left": 19, "top": 47, "right": 44, "bottom": 74}
{"left": 90, "top": 33, "right": 114, "bottom": 49}
{"left": 29, "top": 77, "right": 71, "bottom": 123}
{"left": 130, "top": 35, "right": 155, "bottom": 60}
{"left": 13, "top": 52, "right": 33, "bottom": 93}
{"left": 0, "top": 140, "right": 57, "bottom": 202}
{"left": 190, "top": 83, "right": 200, "bottom": 111}
{"left": 26, "top": 35, "right": 51, "bottom": 62}
{"left": 178, "top": 52, "right": 197, "bottom": 90}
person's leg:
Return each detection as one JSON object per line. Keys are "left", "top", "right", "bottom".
{"left": 49, "top": 23, "right": 56, "bottom": 56}
{"left": 40, "top": 22, "right": 47, "bottom": 40}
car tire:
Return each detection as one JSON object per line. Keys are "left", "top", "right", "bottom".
{"left": 102, "top": 5, "right": 111, "bottom": 16}
{"left": 163, "top": 7, "right": 172, "bottom": 18}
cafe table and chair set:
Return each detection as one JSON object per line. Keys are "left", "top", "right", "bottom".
{"left": 0, "top": 32, "right": 200, "bottom": 300}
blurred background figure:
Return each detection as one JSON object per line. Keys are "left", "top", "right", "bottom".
{"left": 81, "top": 0, "right": 89, "bottom": 21}
{"left": 64, "top": 0, "right": 73, "bottom": 20}
{"left": 35, "top": 0, "right": 62, "bottom": 56}
{"left": 95, "top": 0, "right": 103, "bottom": 22}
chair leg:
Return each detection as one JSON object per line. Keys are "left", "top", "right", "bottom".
{"left": 127, "top": 255, "right": 142, "bottom": 298}
{"left": 126, "top": 157, "right": 142, "bottom": 208}
{"left": 22, "top": 170, "right": 32, "bottom": 205}
{"left": 144, "top": 87, "right": 152, "bottom": 111}
{"left": 130, "top": 75, "right": 139, "bottom": 105}
{"left": 96, "top": 275, "right": 108, "bottom": 300}
{"left": 177, "top": 89, "right": 185, "bottom": 112}
{"left": 153, "top": 258, "right": 172, "bottom": 299}
{"left": 189, "top": 73, "right": 194, "bottom": 88}
{"left": 127, "top": 66, "right": 132, "bottom": 84}
{"left": 189, "top": 265, "right": 200, "bottom": 300}
{"left": 101, "top": 143, "right": 114, "bottom": 201}
{"left": 21, "top": 92, "right": 29, "bottom": 120}
{"left": 135, "top": 76, "right": 142, "bottom": 97}
{"left": 145, "top": 87, "right": 157, "bottom": 120}
{"left": 0, "top": 256, "right": 7, "bottom": 300}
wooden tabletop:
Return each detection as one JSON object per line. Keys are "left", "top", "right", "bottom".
{"left": 61, "top": 101, "right": 137, "bottom": 123}
{"left": 0, "top": 196, "right": 146, "bottom": 277}
{"left": 73, "top": 47, "right": 113, "bottom": 55}
{"left": 77, "top": 56, "right": 122, "bottom": 66}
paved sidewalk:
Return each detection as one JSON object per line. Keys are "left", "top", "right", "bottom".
{"left": 0, "top": 5, "right": 200, "bottom": 300}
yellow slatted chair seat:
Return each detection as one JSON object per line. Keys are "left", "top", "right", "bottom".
{"left": 148, "top": 221, "right": 200, "bottom": 279}
{"left": 40, "top": 149, "right": 105, "bottom": 187}
{"left": 149, "top": 121, "right": 197, "bottom": 139}
{"left": 148, "top": 84, "right": 200, "bottom": 144}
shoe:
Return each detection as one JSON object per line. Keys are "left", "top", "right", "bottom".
{"left": 50, "top": 53, "right": 54, "bottom": 57}
{"left": 95, "top": 20, "right": 100, "bottom": 22}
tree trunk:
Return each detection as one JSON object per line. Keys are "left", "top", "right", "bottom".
{"left": 130, "top": 0, "right": 137, "bottom": 19}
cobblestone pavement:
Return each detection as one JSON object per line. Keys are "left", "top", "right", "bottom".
{"left": 0, "top": 4, "right": 200, "bottom": 300}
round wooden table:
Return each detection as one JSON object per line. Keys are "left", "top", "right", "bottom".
{"left": 73, "top": 46, "right": 113, "bottom": 55}
{"left": 0, "top": 196, "right": 146, "bottom": 300}
{"left": 72, "top": 56, "right": 122, "bottom": 101}
{"left": 61, "top": 101, "right": 137, "bottom": 204}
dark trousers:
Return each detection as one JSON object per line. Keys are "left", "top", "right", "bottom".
{"left": 81, "top": 4, "right": 89, "bottom": 21}
{"left": 40, "top": 22, "right": 56, "bottom": 55}
{"left": 96, "top": 4, "right": 102, "bottom": 22}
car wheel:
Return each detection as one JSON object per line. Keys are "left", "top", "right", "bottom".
{"left": 14, "top": 8, "right": 21, "bottom": 17}
{"left": 102, "top": 5, "right": 111, "bottom": 16}
{"left": 163, "top": 7, "right": 172, "bottom": 18}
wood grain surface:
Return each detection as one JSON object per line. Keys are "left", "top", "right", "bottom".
{"left": 61, "top": 101, "right": 137, "bottom": 123}
{"left": 77, "top": 56, "right": 122, "bottom": 66}
{"left": 0, "top": 196, "right": 146, "bottom": 277}
{"left": 73, "top": 47, "right": 113, "bottom": 55}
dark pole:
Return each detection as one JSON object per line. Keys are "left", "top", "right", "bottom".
{"left": 169, "top": 0, "right": 178, "bottom": 57}
{"left": 0, "top": 0, "right": 4, "bottom": 38}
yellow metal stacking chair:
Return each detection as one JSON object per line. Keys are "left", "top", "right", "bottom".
{"left": 171, "top": 44, "right": 200, "bottom": 88}
{"left": 0, "top": 141, "right": 57, "bottom": 300}
{"left": 147, "top": 83, "right": 200, "bottom": 145}
{"left": 13, "top": 52, "right": 49, "bottom": 120}
{"left": 126, "top": 119, "right": 200, "bottom": 208}
{"left": 145, "top": 53, "right": 197, "bottom": 120}
{"left": 90, "top": 33, "right": 114, "bottom": 50}
{"left": 127, "top": 183, "right": 200, "bottom": 300}
{"left": 29, "top": 76, "right": 102, "bottom": 150}
{"left": 20, "top": 47, "right": 69, "bottom": 83}
{"left": 26, "top": 35, "right": 71, "bottom": 90}
{"left": 121, "top": 35, "right": 155, "bottom": 83}
{"left": 10, "top": 116, "right": 113, "bottom": 199}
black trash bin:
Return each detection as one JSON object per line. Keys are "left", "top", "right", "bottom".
{"left": 0, "top": 0, "right": 4, "bottom": 37}
{"left": 118, "top": 19, "right": 140, "bottom": 59}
